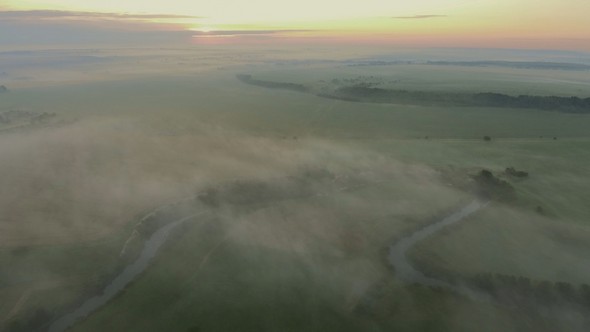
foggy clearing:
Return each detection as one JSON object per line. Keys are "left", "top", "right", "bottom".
{"left": 2, "top": 2, "right": 590, "bottom": 331}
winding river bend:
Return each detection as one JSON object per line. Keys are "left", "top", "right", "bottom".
{"left": 48, "top": 199, "right": 486, "bottom": 331}
{"left": 388, "top": 200, "right": 489, "bottom": 300}
{"left": 47, "top": 213, "right": 200, "bottom": 332}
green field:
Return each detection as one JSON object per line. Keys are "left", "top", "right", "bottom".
{"left": 1, "top": 54, "right": 590, "bottom": 331}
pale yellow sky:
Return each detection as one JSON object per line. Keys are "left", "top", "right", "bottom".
{"left": 5, "top": 0, "right": 473, "bottom": 21}
{"left": 3, "top": 0, "right": 590, "bottom": 49}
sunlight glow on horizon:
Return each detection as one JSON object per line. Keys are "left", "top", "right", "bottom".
{"left": 3, "top": 0, "right": 590, "bottom": 50}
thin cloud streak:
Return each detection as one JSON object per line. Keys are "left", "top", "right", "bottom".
{"left": 192, "top": 29, "right": 313, "bottom": 36}
{"left": 391, "top": 15, "right": 447, "bottom": 19}
{"left": 0, "top": 10, "right": 203, "bottom": 21}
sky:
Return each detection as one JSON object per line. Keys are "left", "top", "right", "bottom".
{"left": 1, "top": 0, "right": 589, "bottom": 50}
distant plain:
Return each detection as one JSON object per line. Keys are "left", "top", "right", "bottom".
{"left": 1, "top": 47, "right": 590, "bottom": 331}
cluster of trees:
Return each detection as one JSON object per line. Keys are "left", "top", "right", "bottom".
{"left": 474, "top": 92, "right": 590, "bottom": 112}
{"left": 348, "top": 60, "right": 413, "bottom": 67}
{"left": 0, "top": 110, "right": 57, "bottom": 125}
{"left": 470, "top": 167, "right": 529, "bottom": 200}
{"left": 473, "top": 169, "right": 515, "bottom": 201}
{"left": 236, "top": 73, "right": 590, "bottom": 113}
{"left": 199, "top": 167, "right": 336, "bottom": 208}
{"left": 505, "top": 167, "right": 529, "bottom": 178}
{"left": 236, "top": 74, "right": 308, "bottom": 92}
{"left": 412, "top": 252, "right": 590, "bottom": 316}
{"left": 467, "top": 273, "right": 590, "bottom": 310}
{"left": 345, "top": 60, "right": 590, "bottom": 71}
{"left": 29, "top": 112, "right": 57, "bottom": 124}
{"left": 0, "top": 109, "right": 37, "bottom": 124}
{"left": 324, "top": 86, "right": 590, "bottom": 113}
{"left": 329, "top": 75, "right": 385, "bottom": 87}
{"left": 426, "top": 60, "right": 590, "bottom": 71}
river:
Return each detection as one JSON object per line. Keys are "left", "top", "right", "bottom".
{"left": 47, "top": 213, "right": 200, "bottom": 332}
{"left": 49, "top": 199, "right": 486, "bottom": 331}
{"left": 388, "top": 200, "right": 489, "bottom": 301}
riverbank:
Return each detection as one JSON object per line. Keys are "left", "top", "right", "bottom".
{"left": 47, "top": 212, "right": 202, "bottom": 332}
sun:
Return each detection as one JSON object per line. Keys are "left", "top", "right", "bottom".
{"left": 191, "top": 26, "right": 215, "bottom": 33}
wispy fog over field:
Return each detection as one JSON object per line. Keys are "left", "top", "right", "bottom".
{"left": 2, "top": 1, "right": 590, "bottom": 330}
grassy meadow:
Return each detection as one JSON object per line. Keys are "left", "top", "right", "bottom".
{"left": 1, "top": 49, "right": 590, "bottom": 331}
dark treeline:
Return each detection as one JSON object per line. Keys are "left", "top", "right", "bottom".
{"left": 0, "top": 109, "right": 38, "bottom": 124}
{"left": 346, "top": 60, "right": 590, "bottom": 71}
{"left": 473, "top": 169, "right": 516, "bottom": 201}
{"left": 326, "top": 87, "right": 590, "bottom": 113}
{"left": 236, "top": 74, "right": 308, "bottom": 92}
{"left": 426, "top": 61, "right": 590, "bottom": 71}
{"left": 235, "top": 75, "right": 590, "bottom": 113}
{"left": 505, "top": 167, "right": 529, "bottom": 178}
{"left": 467, "top": 273, "right": 590, "bottom": 314}
{"left": 411, "top": 245, "right": 590, "bottom": 315}
{"left": 411, "top": 253, "right": 590, "bottom": 323}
